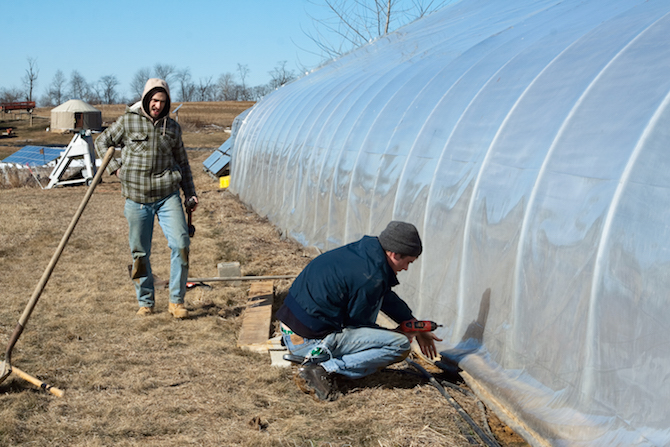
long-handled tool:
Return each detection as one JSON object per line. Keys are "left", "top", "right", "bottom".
{"left": 0, "top": 146, "right": 116, "bottom": 396}
{"left": 11, "top": 365, "right": 64, "bottom": 397}
{"left": 185, "top": 196, "right": 197, "bottom": 237}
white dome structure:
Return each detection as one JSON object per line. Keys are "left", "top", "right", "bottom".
{"left": 226, "top": 0, "right": 670, "bottom": 445}
{"left": 50, "top": 99, "right": 102, "bottom": 132}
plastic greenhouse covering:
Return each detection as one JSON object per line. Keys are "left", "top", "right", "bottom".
{"left": 224, "top": 0, "right": 670, "bottom": 445}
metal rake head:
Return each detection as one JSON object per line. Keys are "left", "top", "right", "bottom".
{"left": 0, "top": 360, "right": 12, "bottom": 384}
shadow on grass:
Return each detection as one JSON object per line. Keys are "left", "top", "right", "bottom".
{"left": 333, "top": 364, "right": 463, "bottom": 397}
{"left": 0, "top": 378, "right": 50, "bottom": 396}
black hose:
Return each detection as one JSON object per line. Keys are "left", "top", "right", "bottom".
{"left": 438, "top": 379, "right": 497, "bottom": 440}
{"left": 405, "top": 359, "right": 500, "bottom": 447}
{"left": 475, "top": 400, "right": 497, "bottom": 442}
{"left": 441, "top": 377, "right": 473, "bottom": 396}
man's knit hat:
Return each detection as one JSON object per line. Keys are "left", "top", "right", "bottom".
{"left": 378, "top": 221, "right": 422, "bottom": 257}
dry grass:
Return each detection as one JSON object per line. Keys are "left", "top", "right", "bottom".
{"left": 0, "top": 114, "right": 72, "bottom": 148}
{"left": 97, "top": 101, "right": 255, "bottom": 149}
{"left": 0, "top": 112, "right": 527, "bottom": 446}
{"left": 94, "top": 101, "right": 254, "bottom": 129}
{"left": 1, "top": 101, "right": 255, "bottom": 151}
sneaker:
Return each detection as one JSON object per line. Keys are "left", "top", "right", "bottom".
{"left": 136, "top": 306, "right": 154, "bottom": 316}
{"left": 168, "top": 302, "right": 189, "bottom": 319}
{"left": 294, "top": 364, "right": 337, "bottom": 401}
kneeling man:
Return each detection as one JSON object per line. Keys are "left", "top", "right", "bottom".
{"left": 277, "top": 221, "right": 442, "bottom": 401}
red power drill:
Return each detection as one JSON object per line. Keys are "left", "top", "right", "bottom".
{"left": 399, "top": 319, "right": 442, "bottom": 333}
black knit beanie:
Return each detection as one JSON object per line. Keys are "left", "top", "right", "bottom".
{"left": 378, "top": 221, "right": 422, "bottom": 257}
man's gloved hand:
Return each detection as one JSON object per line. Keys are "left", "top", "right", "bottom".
{"left": 185, "top": 196, "right": 198, "bottom": 212}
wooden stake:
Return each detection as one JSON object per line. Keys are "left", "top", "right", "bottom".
{"left": 237, "top": 281, "right": 275, "bottom": 352}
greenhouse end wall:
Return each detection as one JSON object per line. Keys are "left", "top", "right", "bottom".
{"left": 226, "top": 0, "right": 670, "bottom": 445}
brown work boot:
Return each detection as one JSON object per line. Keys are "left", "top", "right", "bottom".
{"left": 294, "top": 364, "right": 337, "bottom": 401}
{"left": 168, "top": 302, "right": 189, "bottom": 319}
{"left": 136, "top": 306, "right": 154, "bottom": 316}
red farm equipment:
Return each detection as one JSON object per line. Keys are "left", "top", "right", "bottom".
{"left": 1, "top": 101, "right": 35, "bottom": 113}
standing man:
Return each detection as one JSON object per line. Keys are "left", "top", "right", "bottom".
{"left": 276, "top": 221, "right": 442, "bottom": 401}
{"left": 95, "top": 78, "right": 198, "bottom": 319}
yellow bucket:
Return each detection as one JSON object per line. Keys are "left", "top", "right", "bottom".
{"left": 219, "top": 176, "right": 230, "bottom": 189}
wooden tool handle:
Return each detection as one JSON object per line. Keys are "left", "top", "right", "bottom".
{"left": 11, "top": 366, "right": 64, "bottom": 398}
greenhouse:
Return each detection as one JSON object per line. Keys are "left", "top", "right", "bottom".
{"left": 222, "top": 0, "right": 670, "bottom": 445}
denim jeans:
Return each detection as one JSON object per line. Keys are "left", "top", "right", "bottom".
{"left": 124, "top": 191, "right": 189, "bottom": 308}
{"left": 282, "top": 326, "right": 411, "bottom": 379}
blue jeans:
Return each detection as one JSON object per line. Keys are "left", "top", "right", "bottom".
{"left": 282, "top": 326, "right": 411, "bottom": 379}
{"left": 124, "top": 191, "right": 189, "bottom": 308}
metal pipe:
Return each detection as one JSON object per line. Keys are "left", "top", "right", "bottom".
{"left": 186, "top": 275, "right": 298, "bottom": 282}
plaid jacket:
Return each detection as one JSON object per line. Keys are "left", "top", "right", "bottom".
{"left": 94, "top": 104, "right": 196, "bottom": 204}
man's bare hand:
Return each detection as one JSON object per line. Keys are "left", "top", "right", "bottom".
{"left": 415, "top": 331, "right": 443, "bottom": 359}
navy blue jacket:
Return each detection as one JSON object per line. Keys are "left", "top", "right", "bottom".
{"left": 277, "top": 236, "right": 414, "bottom": 338}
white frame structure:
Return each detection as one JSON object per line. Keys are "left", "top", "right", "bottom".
{"left": 227, "top": 1, "right": 670, "bottom": 444}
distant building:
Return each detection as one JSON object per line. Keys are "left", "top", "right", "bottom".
{"left": 50, "top": 99, "right": 102, "bottom": 133}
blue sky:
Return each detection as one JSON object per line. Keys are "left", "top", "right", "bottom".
{"left": 0, "top": 1, "right": 336, "bottom": 101}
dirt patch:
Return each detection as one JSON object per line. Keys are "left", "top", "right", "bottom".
{"left": 0, "top": 119, "right": 529, "bottom": 446}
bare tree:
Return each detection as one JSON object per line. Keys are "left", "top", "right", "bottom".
{"left": 154, "top": 63, "right": 177, "bottom": 84}
{"left": 69, "top": 70, "right": 89, "bottom": 100}
{"left": 0, "top": 87, "right": 23, "bottom": 104}
{"left": 195, "top": 76, "right": 214, "bottom": 102}
{"left": 411, "top": 0, "right": 449, "bottom": 17}
{"left": 47, "top": 70, "right": 67, "bottom": 106}
{"left": 98, "top": 75, "right": 120, "bottom": 104}
{"left": 216, "top": 72, "right": 237, "bottom": 101}
{"left": 87, "top": 85, "right": 102, "bottom": 105}
{"left": 22, "top": 57, "right": 39, "bottom": 102}
{"left": 251, "top": 85, "right": 271, "bottom": 100}
{"left": 306, "top": 0, "right": 451, "bottom": 58}
{"left": 175, "top": 68, "right": 195, "bottom": 102}
{"left": 237, "top": 64, "right": 250, "bottom": 100}
{"left": 130, "top": 67, "right": 152, "bottom": 102}
{"left": 268, "top": 61, "right": 297, "bottom": 89}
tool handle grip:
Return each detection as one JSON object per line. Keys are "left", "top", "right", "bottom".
{"left": 11, "top": 366, "right": 64, "bottom": 397}
{"left": 400, "top": 320, "right": 440, "bottom": 332}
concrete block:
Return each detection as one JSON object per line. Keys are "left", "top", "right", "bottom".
{"left": 217, "top": 261, "right": 241, "bottom": 286}
{"left": 268, "top": 336, "right": 291, "bottom": 368}
{"left": 217, "top": 261, "right": 241, "bottom": 277}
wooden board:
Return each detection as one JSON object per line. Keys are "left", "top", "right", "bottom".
{"left": 237, "top": 281, "right": 274, "bottom": 352}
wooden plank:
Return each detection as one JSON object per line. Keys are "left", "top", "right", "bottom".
{"left": 237, "top": 281, "right": 274, "bottom": 352}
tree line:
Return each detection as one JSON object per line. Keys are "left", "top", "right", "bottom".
{"left": 0, "top": 60, "right": 298, "bottom": 106}
{"left": 1, "top": 1, "right": 450, "bottom": 107}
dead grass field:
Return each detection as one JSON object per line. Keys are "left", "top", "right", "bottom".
{"left": 0, "top": 107, "right": 528, "bottom": 446}
{"left": 0, "top": 101, "right": 255, "bottom": 151}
